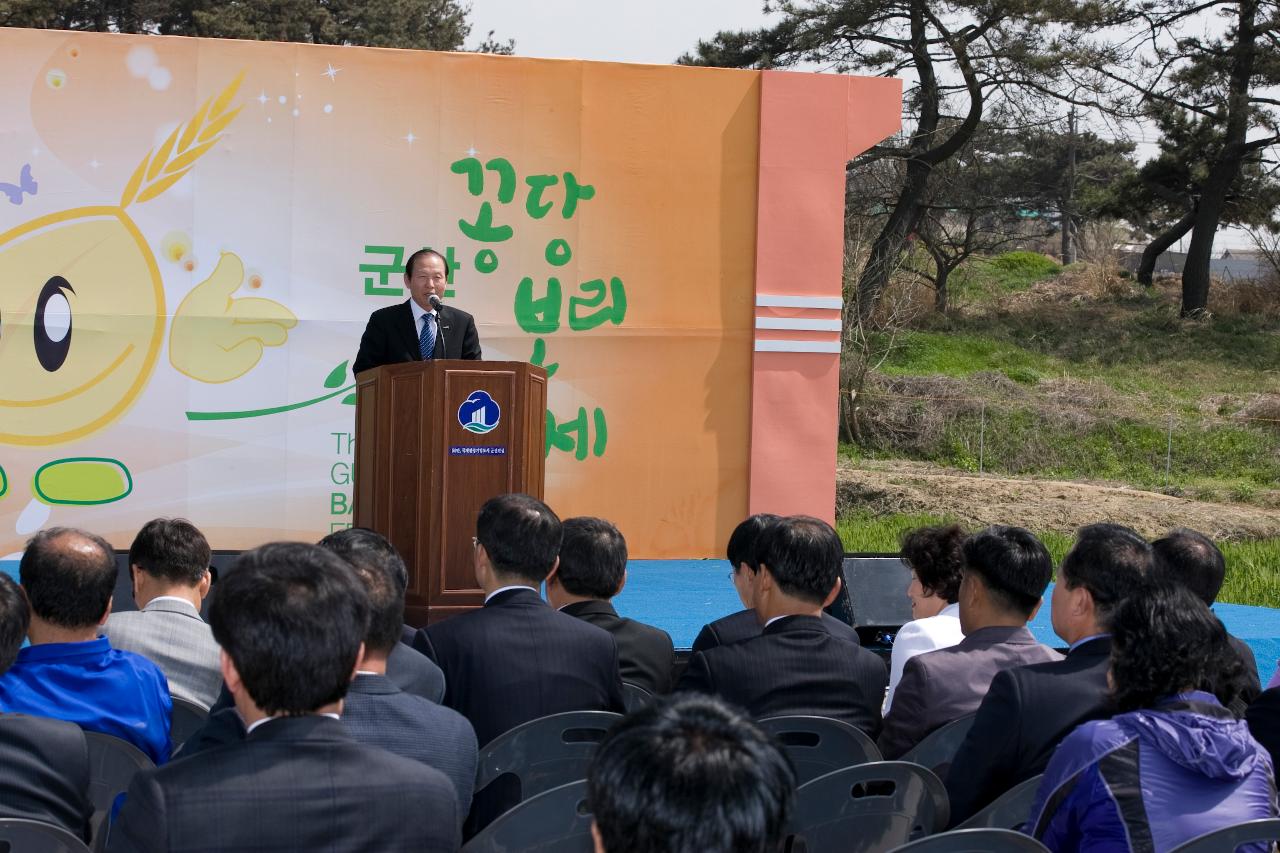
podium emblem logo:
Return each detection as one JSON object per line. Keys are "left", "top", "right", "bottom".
{"left": 458, "top": 390, "right": 501, "bottom": 434}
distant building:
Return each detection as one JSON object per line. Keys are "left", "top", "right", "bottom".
{"left": 1118, "top": 248, "right": 1272, "bottom": 281}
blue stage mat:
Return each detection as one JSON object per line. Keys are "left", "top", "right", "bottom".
{"left": 6, "top": 557, "right": 1279, "bottom": 686}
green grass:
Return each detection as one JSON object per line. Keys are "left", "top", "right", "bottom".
{"left": 879, "top": 331, "right": 1058, "bottom": 382}
{"left": 949, "top": 251, "right": 1062, "bottom": 302}
{"left": 837, "top": 510, "right": 1280, "bottom": 608}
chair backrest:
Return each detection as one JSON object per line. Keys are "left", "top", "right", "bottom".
{"left": 757, "top": 716, "right": 882, "bottom": 786}
{"left": 622, "top": 682, "right": 652, "bottom": 713}
{"left": 475, "top": 711, "right": 622, "bottom": 805}
{"left": 1169, "top": 818, "right": 1280, "bottom": 852}
{"left": 0, "top": 818, "right": 92, "bottom": 853}
{"left": 169, "top": 696, "right": 209, "bottom": 750}
{"left": 900, "top": 714, "right": 976, "bottom": 779}
{"left": 955, "top": 774, "right": 1043, "bottom": 831}
{"left": 84, "top": 732, "right": 154, "bottom": 849}
{"left": 461, "top": 779, "right": 594, "bottom": 853}
{"left": 887, "top": 828, "right": 1050, "bottom": 852}
{"left": 791, "top": 761, "right": 950, "bottom": 853}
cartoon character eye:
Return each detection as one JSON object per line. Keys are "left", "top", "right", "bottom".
{"left": 34, "top": 276, "right": 73, "bottom": 372}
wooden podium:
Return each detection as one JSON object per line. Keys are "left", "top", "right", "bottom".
{"left": 352, "top": 360, "right": 547, "bottom": 625}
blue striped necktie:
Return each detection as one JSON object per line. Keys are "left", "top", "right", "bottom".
{"left": 419, "top": 313, "right": 436, "bottom": 360}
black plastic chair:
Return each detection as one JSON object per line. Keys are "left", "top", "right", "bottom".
{"left": 84, "top": 732, "right": 154, "bottom": 851}
{"left": 887, "top": 827, "right": 1050, "bottom": 852}
{"left": 900, "top": 714, "right": 976, "bottom": 779}
{"left": 790, "top": 761, "right": 950, "bottom": 853}
{"left": 622, "top": 683, "right": 652, "bottom": 713}
{"left": 955, "top": 774, "right": 1043, "bottom": 831}
{"left": 0, "top": 818, "right": 92, "bottom": 853}
{"left": 1169, "top": 818, "right": 1280, "bottom": 852}
{"left": 758, "top": 716, "right": 882, "bottom": 786}
{"left": 460, "top": 779, "right": 594, "bottom": 853}
{"left": 474, "top": 711, "right": 622, "bottom": 809}
{"left": 169, "top": 696, "right": 209, "bottom": 750}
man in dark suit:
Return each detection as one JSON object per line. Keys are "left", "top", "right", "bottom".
{"left": 677, "top": 516, "right": 887, "bottom": 737}
{"left": 321, "top": 528, "right": 477, "bottom": 811}
{"left": 878, "top": 525, "right": 1061, "bottom": 760}
{"left": 0, "top": 571, "right": 92, "bottom": 841}
{"left": 545, "top": 517, "right": 675, "bottom": 694}
{"left": 353, "top": 248, "right": 481, "bottom": 373}
{"left": 946, "top": 523, "right": 1154, "bottom": 825}
{"left": 691, "top": 513, "right": 862, "bottom": 654}
{"left": 109, "top": 543, "right": 459, "bottom": 853}
{"left": 1153, "top": 528, "right": 1261, "bottom": 703}
{"left": 1246, "top": 686, "right": 1280, "bottom": 776}
{"left": 413, "top": 494, "right": 626, "bottom": 747}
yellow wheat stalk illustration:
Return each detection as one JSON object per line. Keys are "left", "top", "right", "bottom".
{"left": 119, "top": 71, "right": 245, "bottom": 208}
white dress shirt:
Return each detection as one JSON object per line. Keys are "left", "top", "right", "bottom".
{"left": 884, "top": 602, "right": 964, "bottom": 713}
{"left": 483, "top": 585, "right": 538, "bottom": 604}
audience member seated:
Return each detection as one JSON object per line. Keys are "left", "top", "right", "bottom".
{"left": 1152, "top": 527, "right": 1261, "bottom": 703}
{"left": 879, "top": 525, "right": 1059, "bottom": 759}
{"left": 947, "top": 523, "right": 1153, "bottom": 824}
{"left": 587, "top": 693, "right": 795, "bottom": 853}
{"left": 320, "top": 527, "right": 478, "bottom": 811}
{"left": 108, "top": 543, "right": 460, "bottom": 853}
{"left": 0, "top": 571, "right": 93, "bottom": 841}
{"left": 1028, "top": 582, "right": 1276, "bottom": 852}
{"left": 1246, "top": 685, "right": 1280, "bottom": 781}
{"left": 0, "top": 528, "right": 172, "bottom": 764}
{"left": 103, "top": 518, "right": 221, "bottom": 710}
{"left": 691, "top": 513, "right": 860, "bottom": 653}
{"left": 545, "top": 517, "right": 676, "bottom": 694}
{"left": 413, "top": 493, "right": 626, "bottom": 746}
{"left": 885, "top": 524, "right": 967, "bottom": 713}
{"left": 677, "top": 516, "right": 887, "bottom": 737}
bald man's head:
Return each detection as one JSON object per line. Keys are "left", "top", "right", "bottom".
{"left": 20, "top": 527, "right": 117, "bottom": 629}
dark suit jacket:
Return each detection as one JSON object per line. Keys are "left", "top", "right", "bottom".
{"left": 413, "top": 588, "right": 626, "bottom": 747}
{"left": 387, "top": 641, "right": 446, "bottom": 704}
{"left": 945, "top": 636, "right": 1113, "bottom": 825}
{"left": 343, "top": 673, "right": 478, "bottom": 812}
{"left": 107, "top": 715, "right": 459, "bottom": 853}
{"left": 353, "top": 301, "right": 481, "bottom": 374}
{"left": 691, "top": 608, "right": 861, "bottom": 654}
{"left": 677, "top": 614, "right": 888, "bottom": 738}
{"left": 561, "top": 600, "right": 676, "bottom": 694}
{"left": 0, "top": 713, "right": 92, "bottom": 842}
{"left": 1230, "top": 634, "right": 1262, "bottom": 703}
{"left": 1246, "top": 686, "right": 1280, "bottom": 778}
{"left": 878, "top": 625, "right": 1062, "bottom": 760}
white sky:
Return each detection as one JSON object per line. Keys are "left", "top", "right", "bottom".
{"left": 465, "top": 1, "right": 1255, "bottom": 251}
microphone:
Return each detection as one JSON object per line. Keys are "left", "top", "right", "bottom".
{"left": 428, "top": 294, "right": 447, "bottom": 358}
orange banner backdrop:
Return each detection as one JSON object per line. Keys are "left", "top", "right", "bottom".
{"left": 0, "top": 29, "right": 899, "bottom": 558}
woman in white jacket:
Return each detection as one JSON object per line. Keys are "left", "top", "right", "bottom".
{"left": 883, "top": 525, "right": 968, "bottom": 713}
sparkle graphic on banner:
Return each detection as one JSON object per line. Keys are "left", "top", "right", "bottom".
{"left": 323, "top": 63, "right": 341, "bottom": 81}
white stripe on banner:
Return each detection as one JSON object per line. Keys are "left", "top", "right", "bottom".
{"left": 753, "top": 340, "right": 842, "bottom": 353}
{"left": 754, "top": 317, "right": 842, "bottom": 332}
{"left": 755, "top": 294, "right": 843, "bottom": 310}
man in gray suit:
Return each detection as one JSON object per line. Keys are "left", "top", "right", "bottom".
{"left": 878, "top": 525, "right": 1061, "bottom": 759}
{"left": 105, "top": 518, "right": 221, "bottom": 709}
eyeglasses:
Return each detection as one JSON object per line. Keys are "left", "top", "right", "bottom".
{"left": 471, "top": 536, "right": 479, "bottom": 549}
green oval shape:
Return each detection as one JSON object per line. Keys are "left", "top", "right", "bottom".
{"left": 34, "top": 458, "right": 133, "bottom": 506}
{"left": 0, "top": 464, "right": 7, "bottom": 499}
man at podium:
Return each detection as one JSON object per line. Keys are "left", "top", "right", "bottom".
{"left": 353, "top": 248, "right": 482, "bottom": 374}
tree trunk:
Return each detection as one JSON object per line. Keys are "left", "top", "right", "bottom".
{"left": 934, "top": 265, "right": 949, "bottom": 312}
{"left": 856, "top": 159, "right": 931, "bottom": 318}
{"left": 1061, "top": 107, "right": 1077, "bottom": 265}
{"left": 1138, "top": 210, "right": 1196, "bottom": 286}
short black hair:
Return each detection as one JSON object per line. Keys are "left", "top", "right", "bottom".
{"left": 403, "top": 247, "right": 451, "bottom": 279}
{"left": 900, "top": 524, "right": 967, "bottom": 604}
{"left": 726, "top": 514, "right": 780, "bottom": 569}
{"left": 476, "top": 493, "right": 562, "bottom": 584}
{"left": 1152, "top": 528, "right": 1226, "bottom": 606}
{"left": 557, "top": 517, "right": 628, "bottom": 600}
{"left": 962, "top": 525, "right": 1052, "bottom": 616}
{"left": 587, "top": 693, "right": 795, "bottom": 853}
{"left": 129, "top": 518, "right": 211, "bottom": 587}
{"left": 1110, "top": 580, "right": 1243, "bottom": 712}
{"left": 20, "top": 528, "right": 117, "bottom": 629}
{"left": 209, "top": 543, "right": 369, "bottom": 716}
{"left": 318, "top": 527, "right": 407, "bottom": 654}
{"left": 752, "top": 516, "right": 843, "bottom": 606}
{"left": 0, "top": 573, "right": 29, "bottom": 674}
{"left": 1059, "top": 523, "right": 1154, "bottom": 629}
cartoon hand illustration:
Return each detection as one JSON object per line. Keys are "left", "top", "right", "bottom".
{"left": 170, "top": 252, "right": 296, "bottom": 383}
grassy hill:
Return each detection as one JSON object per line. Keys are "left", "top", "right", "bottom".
{"left": 836, "top": 252, "right": 1280, "bottom": 607}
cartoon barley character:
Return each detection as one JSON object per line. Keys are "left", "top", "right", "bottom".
{"left": 0, "top": 72, "right": 295, "bottom": 506}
